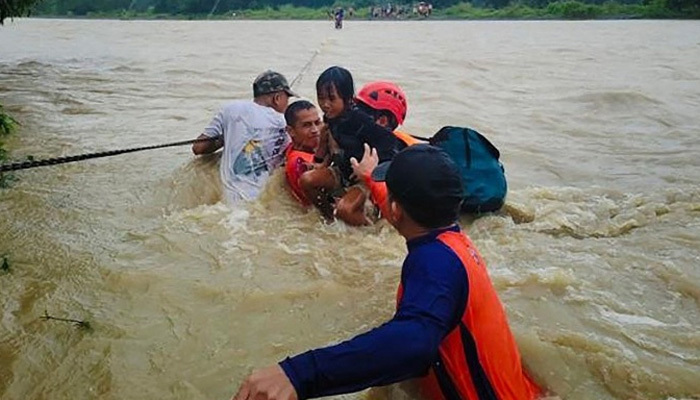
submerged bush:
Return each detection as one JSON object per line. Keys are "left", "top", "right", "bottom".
{"left": 0, "top": 104, "right": 18, "bottom": 137}
{"left": 0, "top": 103, "right": 18, "bottom": 187}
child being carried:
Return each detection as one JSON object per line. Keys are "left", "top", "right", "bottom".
{"left": 299, "top": 66, "right": 403, "bottom": 224}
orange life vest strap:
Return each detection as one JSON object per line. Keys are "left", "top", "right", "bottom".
{"left": 394, "top": 130, "right": 426, "bottom": 146}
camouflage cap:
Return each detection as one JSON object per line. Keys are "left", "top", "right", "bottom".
{"left": 253, "top": 70, "right": 298, "bottom": 97}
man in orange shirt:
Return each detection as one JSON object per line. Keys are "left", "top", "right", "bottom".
{"left": 283, "top": 100, "right": 323, "bottom": 205}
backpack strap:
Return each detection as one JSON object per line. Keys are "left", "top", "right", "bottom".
{"left": 471, "top": 129, "right": 501, "bottom": 159}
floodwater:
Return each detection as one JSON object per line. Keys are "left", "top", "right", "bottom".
{"left": 1, "top": 18, "right": 699, "bottom": 400}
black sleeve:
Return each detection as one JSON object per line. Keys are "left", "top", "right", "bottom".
{"left": 350, "top": 110, "right": 401, "bottom": 163}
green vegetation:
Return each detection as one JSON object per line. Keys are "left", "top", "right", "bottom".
{"left": 1, "top": 0, "right": 44, "bottom": 24}
{"left": 24, "top": 0, "right": 700, "bottom": 19}
{"left": 2, "top": 1, "right": 32, "bottom": 186}
{"left": 0, "top": 105, "right": 18, "bottom": 137}
{"left": 435, "top": 0, "right": 694, "bottom": 18}
{"left": 0, "top": 104, "right": 19, "bottom": 188}
{"left": 229, "top": 4, "right": 336, "bottom": 19}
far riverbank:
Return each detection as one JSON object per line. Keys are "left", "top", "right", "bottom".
{"left": 30, "top": 1, "right": 700, "bottom": 21}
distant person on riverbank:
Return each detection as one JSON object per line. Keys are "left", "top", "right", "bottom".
{"left": 283, "top": 100, "right": 322, "bottom": 206}
{"left": 192, "top": 70, "right": 295, "bottom": 203}
{"left": 415, "top": 1, "right": 432, "bottom": 18}
{"left": 232, "top": 144, "right": 541, "bottom": 400}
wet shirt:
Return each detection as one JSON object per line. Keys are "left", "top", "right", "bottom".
{"left": 203, "top": 100, "right": 289, "bottom": 203}
{"left": 279, "top": 226, "right": 468, "bottom": 399}
{"left": 326, "top": 108, "right": 402, "bottom": 184}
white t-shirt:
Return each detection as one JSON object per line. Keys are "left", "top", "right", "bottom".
{"left": 203, "top": 100, "right": 290, "bottom": 203}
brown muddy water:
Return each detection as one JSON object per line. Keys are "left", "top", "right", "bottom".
{"left": 0, "top": 19, "right": 699, "bottom": 400}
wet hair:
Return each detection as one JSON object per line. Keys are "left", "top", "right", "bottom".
{"left": 285, "top": 100, "right": 317, "bottom": 127}
{"left": 356, "top": 101, "right": 398, "bottom": 131}
{"left": 389, "top": 192, "right": 461, "bottom": 229}
{"left": 316, "top": 66, "right": 355, "bottom": 110}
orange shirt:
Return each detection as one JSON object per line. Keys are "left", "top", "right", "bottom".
{"left": 285, "top": 146, "right": 314, "bottom": 206}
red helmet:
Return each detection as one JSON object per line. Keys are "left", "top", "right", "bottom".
{"left": 356, "top": 81, "right": 408, "bottom": 126}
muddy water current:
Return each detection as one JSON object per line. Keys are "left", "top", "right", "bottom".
{"left": 0, "top": 19, "right": 699, "bottom": 400}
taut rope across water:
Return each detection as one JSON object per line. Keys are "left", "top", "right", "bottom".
{"left": 0, "top": 137, "right": 214, "bottom": 173}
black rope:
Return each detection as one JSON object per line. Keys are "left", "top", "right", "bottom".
{"left": 0, "top": 137, "right": 216, "bottom": 173}
{"left": 289, "top": 48, "right": 321, "bottom": 89}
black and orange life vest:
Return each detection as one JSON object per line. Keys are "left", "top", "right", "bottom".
{"left": 396, "top": 230, "right": 540, "bottom": 400}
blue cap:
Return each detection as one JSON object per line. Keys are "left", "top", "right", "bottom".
{"left": 371, "top": 144, "right": 464, "bottom": 211}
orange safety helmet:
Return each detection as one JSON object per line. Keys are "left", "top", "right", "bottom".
{"left": 356, "top": 81, "right": 408, "bottom": 126}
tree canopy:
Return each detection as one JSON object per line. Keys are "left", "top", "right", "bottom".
{"left": 1, "top": 0, "right": 44, "bottom": 24}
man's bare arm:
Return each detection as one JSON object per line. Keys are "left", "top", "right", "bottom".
{"left": 192, "top": 133, "right": 223, "bottom": 155}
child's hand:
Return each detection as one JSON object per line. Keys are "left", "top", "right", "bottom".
{"left": 350, "top": 143, "right": 379, "bottom": 181}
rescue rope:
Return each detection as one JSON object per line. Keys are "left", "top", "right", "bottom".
{"left": 0, "top": 137, "right": 216, "bottom": 173}
{"left": 289, "top": 37, "right": 329, "bottom": 89}
{"left": 289, "top": 49, "right": 321, "bottom": 89}
{"left": 0, "top": 40, "right": 329, "bottom": 174}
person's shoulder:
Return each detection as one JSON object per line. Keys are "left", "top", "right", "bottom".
{"left": 407, "top": 231, "right": 467, "bottom": 268}
{"left": 229, "top": 99, "right": 256, "bottom": 109}
{"left": 227, "top": 101, "right": 283, "bottom": 121}
{"left": 406, "top": 239, "right": 467, "bottom": 280}
{"left": 219, "top": 99, "right": 251, "bottom": 114}
{"left": 246, "top": 101, "right": 284, "bottom": 118}
{"left": 410, "top": 239, "right": 461, "bottom": 260}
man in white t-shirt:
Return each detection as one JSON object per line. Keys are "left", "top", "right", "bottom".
{"left": 192, "top": 70, "right": 296, "bottom": 203}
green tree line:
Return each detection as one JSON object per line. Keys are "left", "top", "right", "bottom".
{"left": 0, "top": 0, "right": 698, "bottom": 19}
{"left": 18, "top": 0, "right": 700, "bottom": 17}
{"left": 1, "top": 0, "right": 43, "bottom": 24}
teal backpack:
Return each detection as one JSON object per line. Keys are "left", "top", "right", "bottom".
{"left": 427, "top": 126, "right": 507, "bottom": 213}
